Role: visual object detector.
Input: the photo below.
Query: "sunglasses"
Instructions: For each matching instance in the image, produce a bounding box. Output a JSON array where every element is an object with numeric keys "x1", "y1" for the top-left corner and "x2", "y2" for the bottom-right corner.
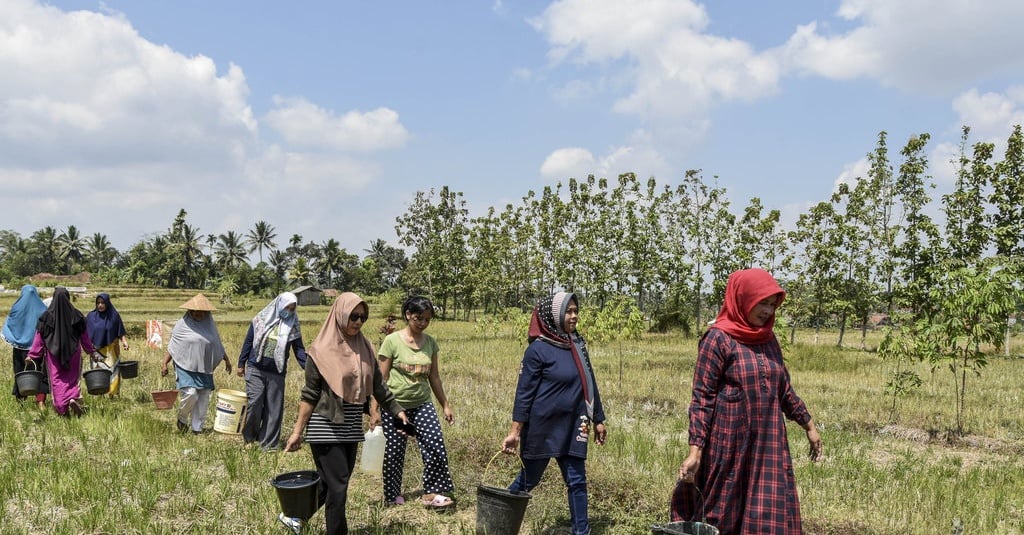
[{"x1": 349, "y1": 313, "x2": 368, "y2": 323}]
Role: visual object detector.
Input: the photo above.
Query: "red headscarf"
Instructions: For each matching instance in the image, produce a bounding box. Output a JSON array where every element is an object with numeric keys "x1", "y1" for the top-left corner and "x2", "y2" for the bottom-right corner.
[{"x1": 712, "y1": 268, "x2": 785, "y2": 344}]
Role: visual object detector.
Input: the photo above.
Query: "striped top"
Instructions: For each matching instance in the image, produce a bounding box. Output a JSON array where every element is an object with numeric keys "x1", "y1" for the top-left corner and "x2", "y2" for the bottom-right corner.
[{"x1": 305, "y1": 402, "x2": 365, "y2": 444}]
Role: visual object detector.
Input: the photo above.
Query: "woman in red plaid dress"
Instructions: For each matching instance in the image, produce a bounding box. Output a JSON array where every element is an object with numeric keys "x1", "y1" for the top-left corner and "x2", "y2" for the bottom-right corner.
[{"x1": 673, "y1": 268, "x2": 822, "y2": 534}]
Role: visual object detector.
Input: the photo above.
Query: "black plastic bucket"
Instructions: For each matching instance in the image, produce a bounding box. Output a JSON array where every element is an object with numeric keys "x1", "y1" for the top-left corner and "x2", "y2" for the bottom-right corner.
[
  {"x1": 118, "y1": 360, "x2": 139, "y2": 379},
  {"x1": 475, "y1": 485, "x2": 531, "y2": 535},
  {"x1": 83, "y1": 368, "x2": 111, "y2": 395},
  {"x1": 15, "y1": 359, "x2": 44, "y2": 396},
  {"x1": 15, "y1": 369, "x2": 44, "y2": 396},
  {"x1": 271, "y1": 470, "x2": 321, "y2": 521},
  {"x1": 651, "y1": 521, "x2": 720, "y2": 535}
]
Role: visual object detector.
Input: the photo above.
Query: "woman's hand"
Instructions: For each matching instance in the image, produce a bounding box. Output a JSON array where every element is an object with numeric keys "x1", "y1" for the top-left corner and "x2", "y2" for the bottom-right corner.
[
  {"x1": 223, "y1": 359, "x2": 232, "y2": 374},
  {"x1": 678, "y1": 446, "x2": 702, "y2": 482},
  {"x1": 442, "y1": 403, "x2": 454, "y2": 424},
  {"x1": 501, "y1": 433, "x2": 520, "y2": 455},
  {"x1": 160, "y1": 363, "x2": 169, "y2": 377},
  {"x1": 236, "y1": 365, "x2": 245, "y2": 378},
  {"x1": 90, "y1": 352, "x2": 103, "y2": 363},
  {"x1": 807, "y1": 426, "x2": 823, "y2": 461},
  {"x1": 284, "y1": 432, "x2": 303, "y2": 452},
  {"x1": 593, "y1": 422, "x2": 607, "y2": 445}
]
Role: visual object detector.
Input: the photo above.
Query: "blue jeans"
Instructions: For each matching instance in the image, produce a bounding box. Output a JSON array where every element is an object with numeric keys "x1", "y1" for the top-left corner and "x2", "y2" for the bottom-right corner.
[{"x1": 509, "y1": 455, "x2": 589, "y2": 535}]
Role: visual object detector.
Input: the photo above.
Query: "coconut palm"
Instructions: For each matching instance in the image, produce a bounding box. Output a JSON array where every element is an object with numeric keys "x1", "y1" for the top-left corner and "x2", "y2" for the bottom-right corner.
[
  {"x1": 247, "y1": 220, "x2": 278, "y2": 263},
  {"x1": 85, "y1": 233, "x2": 117, "y2": 272},
  {"x1": 214, "y1": 231, "x2": 250, "y2": 273},
  {"x1": 58, "y1": 225, "x2": 86, "y2": 273}
]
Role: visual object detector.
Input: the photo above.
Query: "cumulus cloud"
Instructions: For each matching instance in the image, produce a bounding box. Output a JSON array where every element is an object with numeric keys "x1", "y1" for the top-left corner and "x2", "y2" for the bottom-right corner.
[
  {"x1": 0, "y1": 0, "x2": 408, "y2": 250},
  {"x1": 540, "y1": 131, "x2": 671, "y2": 182},
  {"x1": 540, "y1": 147, "x2": 595, "y2": 179},
  {"x1": 834, "y1": 157, "x2": 870, "y2": 188},
  {"x1": 531, "y1": 0, "x2": 780, "y2": 121},
  {"x1": 264, "y1": 96, "x2": 409, "y2": 152},
  {"x1": 778, "y1": 0, "x2": 1024, "y2": 91}
]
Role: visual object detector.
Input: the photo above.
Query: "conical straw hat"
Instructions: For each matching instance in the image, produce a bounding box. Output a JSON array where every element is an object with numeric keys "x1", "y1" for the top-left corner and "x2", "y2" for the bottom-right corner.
[{"x1": 179, "y1": 293, "x2": 217, "y2": 311}]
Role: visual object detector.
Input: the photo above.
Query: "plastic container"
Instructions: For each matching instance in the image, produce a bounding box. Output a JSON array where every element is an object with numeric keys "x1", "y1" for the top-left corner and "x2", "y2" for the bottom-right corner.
[
  {"x1": 360, "y1": 426, "x2": 386, "y2": 475},
  {"x1": 271, "y1": 470, "x2": 321, "y2": 521},
  {"x1": 213, "y1": 389, "x2": 248, "y2": 434}
]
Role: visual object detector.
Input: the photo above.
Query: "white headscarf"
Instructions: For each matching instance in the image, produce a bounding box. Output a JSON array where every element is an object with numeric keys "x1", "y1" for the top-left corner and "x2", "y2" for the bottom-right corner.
[
  {"x1": 168, "y1": 311, "x2": 226, "y2": 374},
  {"x1": 252, "y1": 292, "x2": 301, "y2": 372}
]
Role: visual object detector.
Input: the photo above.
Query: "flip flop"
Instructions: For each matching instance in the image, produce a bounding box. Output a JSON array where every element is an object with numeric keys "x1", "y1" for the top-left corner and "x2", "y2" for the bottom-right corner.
[{"x1": 422, "y1": 494, "x2": 453, "y2": 508}]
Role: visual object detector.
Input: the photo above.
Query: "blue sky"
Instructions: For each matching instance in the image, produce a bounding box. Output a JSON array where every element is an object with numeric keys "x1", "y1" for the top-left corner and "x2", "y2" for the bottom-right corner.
[{"x1": 4, "y1": 0, "x2": 1024, "y2": 257}]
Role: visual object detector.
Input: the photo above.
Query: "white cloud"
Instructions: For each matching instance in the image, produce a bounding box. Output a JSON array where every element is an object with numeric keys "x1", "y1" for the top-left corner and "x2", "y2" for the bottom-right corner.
[
  {"x1": 778, "y1": 0, "x2": 1024, "y2": 91},
  {"x1": 264, "y1": 97, "x2": 409, "y2": 153},
  {"x1": 532, "y1": 0, "x2": 781, "y2": 122},
  {"x1": 0, "y1": 0, "x2": 256, "y2": 173},
  {"x1": 540, "y1": 147, "x2": 595, "y2": 179},
  {"x1": 951, "y1": 88, "x2": 1024, "y2": 143},
  {"x1": 834, "y1": 157, "x2": 870, "y2": 188},
  {"x1": 539, "y1": 130, "x2": 671, "y2": 182},
  {"x1": 0, "y1": 0, "x2": 409, "y2": 251}
]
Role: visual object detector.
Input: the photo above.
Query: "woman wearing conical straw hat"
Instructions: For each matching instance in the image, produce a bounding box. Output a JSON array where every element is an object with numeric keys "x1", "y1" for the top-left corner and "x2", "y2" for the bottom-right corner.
[{"x1": 161, "y1": 293, "x2": 232, "y2": 434}]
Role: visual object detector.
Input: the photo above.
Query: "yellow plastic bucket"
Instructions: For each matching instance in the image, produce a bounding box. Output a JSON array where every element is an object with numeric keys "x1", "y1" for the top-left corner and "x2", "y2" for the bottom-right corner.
[{"x1": 214, "y1": 389, "x2": 248, "y2": 435}]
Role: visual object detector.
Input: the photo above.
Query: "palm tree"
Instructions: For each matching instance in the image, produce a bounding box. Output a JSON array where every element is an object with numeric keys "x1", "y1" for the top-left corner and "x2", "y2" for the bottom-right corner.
[
  {"x1": 58, "y1": 225, "x2": 85, "y2": 273},
  {"x1": 318, "y1": 239, "x2": 344, "y2": 288},
  {"x1": 214, "y1": 231, "x2": 249, "y2": 272},
  {"x1": 85, "y1": 233, "x2": 117, "y2": 272},
  {"x1": 29, "y1": 226, "x2": 60, "y2": 274},
  {"x1": 247, "y1": 220, "x2": 278, "y2": 263}
]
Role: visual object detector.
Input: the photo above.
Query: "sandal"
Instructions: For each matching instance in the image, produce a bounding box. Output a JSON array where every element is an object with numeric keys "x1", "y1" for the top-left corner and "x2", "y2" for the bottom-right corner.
[
  {"x1": 421, "y1": 494, "x2": 453, "y2": 508},
  {"x1": 68, "y1": 398, "x2": 87, "y2": 417},
  {"x1": 385, "y1": 496, "x2": 405, "y2": 507}
]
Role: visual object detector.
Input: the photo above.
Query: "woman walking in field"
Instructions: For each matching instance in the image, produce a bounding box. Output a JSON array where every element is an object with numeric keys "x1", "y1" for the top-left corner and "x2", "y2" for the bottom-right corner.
[
  {"x1": 2, "y1": 284, "x2": 49, "y2": 410},
  {"x1": 161, "y1": 293, "x2": 231, "y2": 433},
  {"x1": 283, "y1": 292, "x2": 410, "y2": 535},
  {"x1": 674, "y1": 268, "x2": 822, "y2": 534},
  {"x1": 501, "y1": 291, "x2": 607, "y2": 535},
  {"x1": 376, "y1": 295, "x2": 455, "y2": 508},
  {"x1": 237, "y1": 291, "x2": 307, "y2": 450},
  {"x1": 85, "y1": 293, "x2": 130, "y2": 397},
  {"x1": 28, "y1": 287, "x2": 102, "y2": 417}
]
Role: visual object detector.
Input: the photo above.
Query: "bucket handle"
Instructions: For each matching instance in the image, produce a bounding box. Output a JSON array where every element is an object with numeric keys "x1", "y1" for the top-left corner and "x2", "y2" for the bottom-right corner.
[
  {"x1": 24, "y1": 358, "x2": 40, "y2": 372},
  {"x1": 481, "y1": 450, "x2": 525, "y2": 488},
  {"x1": 676, "y1": 480, "x2": 711, "y2": 526}
]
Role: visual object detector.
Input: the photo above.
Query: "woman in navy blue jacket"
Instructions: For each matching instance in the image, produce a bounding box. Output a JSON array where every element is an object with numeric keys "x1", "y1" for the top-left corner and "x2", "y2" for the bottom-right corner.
[
  {"x1": 237, "y1": 292, "x2": 307, "y2": 450},
  {"x1": 501, "y1": 292, "x2": 607, "y2": 535}
]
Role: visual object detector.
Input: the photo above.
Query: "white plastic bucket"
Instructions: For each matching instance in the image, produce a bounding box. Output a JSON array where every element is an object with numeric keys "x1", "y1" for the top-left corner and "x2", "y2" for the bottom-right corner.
[
  {"x1": 214, "y1": 389, "x2": 248, "y2": 435},
  {"x1": 360, "y1": 426, "x2": 385, "y2": 475}
]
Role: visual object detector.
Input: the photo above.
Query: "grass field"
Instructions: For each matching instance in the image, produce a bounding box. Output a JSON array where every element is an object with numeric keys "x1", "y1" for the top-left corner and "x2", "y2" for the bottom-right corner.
[{"x1": 0, "y1": 288, "x2": 1022, "y2": 534}]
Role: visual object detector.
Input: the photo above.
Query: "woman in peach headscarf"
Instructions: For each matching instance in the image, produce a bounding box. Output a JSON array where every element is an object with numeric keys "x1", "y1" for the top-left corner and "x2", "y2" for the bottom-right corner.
[
  {"x1": 674, "y1": 268, "x2": 822, "y2": 534},
  {"x1": 283, "y1": 292, "x2": 409, "y2": 535}
]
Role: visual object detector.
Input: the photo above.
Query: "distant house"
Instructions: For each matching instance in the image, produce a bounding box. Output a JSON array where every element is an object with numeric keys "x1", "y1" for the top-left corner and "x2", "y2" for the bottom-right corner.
[{"x1": 291, "y1": 285, "x2": 323, "y2": 306}]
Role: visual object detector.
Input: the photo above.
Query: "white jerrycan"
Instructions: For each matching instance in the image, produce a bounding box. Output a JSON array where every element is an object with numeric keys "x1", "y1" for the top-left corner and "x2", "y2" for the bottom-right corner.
[{"x1": 360, "y1": 426, "x2": 386, "y2": 475}]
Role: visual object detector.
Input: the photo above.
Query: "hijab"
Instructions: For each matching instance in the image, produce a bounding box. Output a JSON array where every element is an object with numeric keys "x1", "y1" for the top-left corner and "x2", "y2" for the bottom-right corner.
[
  {"x1": 252, "y1": 292, "x2": 302, "y2": 373},
  {"x1": 307, "y1": 292, "x2": 376, "y2": 404},
  {"x1": 2, "y1": 285, "x2": 47, "y2": 349},
  {"x1": 37, "y1": 287, "x2": 87, "y2": 365},
  {"x1": 86, "y1": 293, "x2": 127, "y2": 349},
  {"x1": 528, "y1": 291, "x2": 596, "y2": 419},
  {"x1": 712, "y1": 268, "x2": 786, "y2": 345},
  {"x1": 168, "y1": 309, "x2": 226, "y2": 374}
]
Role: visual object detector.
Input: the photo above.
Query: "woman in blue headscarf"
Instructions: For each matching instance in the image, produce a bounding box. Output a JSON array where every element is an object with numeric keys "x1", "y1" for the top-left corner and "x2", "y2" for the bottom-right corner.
[
  {"x1": 86, "y1": 293, "x2": 130, "y2": 396},
  {"x1": 2, "y1": 285, "x2": 49, "y2": 409}
]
